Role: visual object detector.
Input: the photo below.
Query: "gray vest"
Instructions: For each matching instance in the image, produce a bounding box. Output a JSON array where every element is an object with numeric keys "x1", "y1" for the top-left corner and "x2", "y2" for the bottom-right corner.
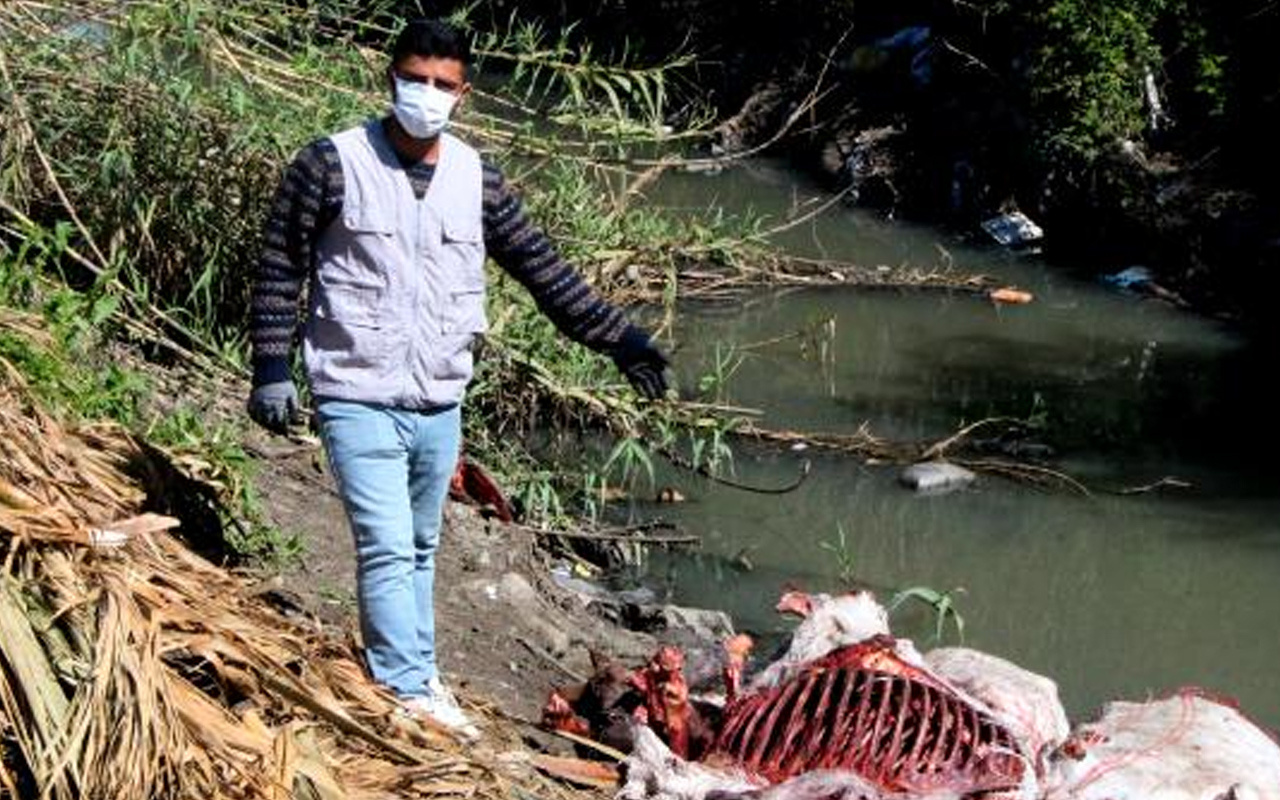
[{"x1": 304, "y1": 121, "x2": 486, "y2": 409}]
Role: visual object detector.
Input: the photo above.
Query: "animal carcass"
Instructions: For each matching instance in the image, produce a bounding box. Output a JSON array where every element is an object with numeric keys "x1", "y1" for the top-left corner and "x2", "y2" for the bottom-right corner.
[
  {"x1": 545, "y1": 590, "x2": 1040, "y2": 798},
  {"x1": 707, "y1": 636, "x2": 1027, "y2": 795}
]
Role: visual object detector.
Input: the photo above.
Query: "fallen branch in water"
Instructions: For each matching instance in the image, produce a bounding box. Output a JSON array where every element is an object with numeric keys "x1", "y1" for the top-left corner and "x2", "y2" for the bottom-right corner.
[
  {"x1": 509, "y1": 522, "x2": 699, "y2": 546},
  {"x1": 736, "y1": 420, "x2": 900, "y2": 461},
  {"x1": 950, "y1": 458, "x2": 1091, "y2": 496},
  {"x1": 921, "y1": 416, "x2": 1026, "y2": 461},
  {"x1": 661, "y1": 257, "x2": 994, "y2": 304},
  {"x1": 656, "y1": 444, "x2": 813, "y2": 495},
  {"x1": 736, "y1": 419, "x2": 1093, "y2": 494},
  {"x1": 1112, "y1": 476, "x2": 1193, "y2": 495}
]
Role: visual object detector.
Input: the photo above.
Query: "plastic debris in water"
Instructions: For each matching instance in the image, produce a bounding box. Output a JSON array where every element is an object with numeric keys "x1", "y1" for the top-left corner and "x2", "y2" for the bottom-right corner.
[
  {"x1": 899, "y1": 461, "x2": 977, "y2": 494},
  {"x1": 1100, "y1": 266, "x2": 1152, "y2": 290},
  {"x1": 990, "y1": 287, "x2": 1035, "y2": 304},
  {"x1": 981, "y1": 211, "x2": 1044, "y2": 246}
]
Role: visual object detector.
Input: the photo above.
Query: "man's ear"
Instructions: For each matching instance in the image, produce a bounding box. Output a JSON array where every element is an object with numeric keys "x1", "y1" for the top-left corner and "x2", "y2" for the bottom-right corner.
[{"x1": 454, "y1": 81, "x2": 473, "y2": 110}]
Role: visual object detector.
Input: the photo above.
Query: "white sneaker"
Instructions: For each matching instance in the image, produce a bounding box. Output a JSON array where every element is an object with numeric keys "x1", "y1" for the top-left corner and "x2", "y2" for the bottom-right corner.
[{"x1": 399, "y1": 677, "x2": 480, "y2": 741}]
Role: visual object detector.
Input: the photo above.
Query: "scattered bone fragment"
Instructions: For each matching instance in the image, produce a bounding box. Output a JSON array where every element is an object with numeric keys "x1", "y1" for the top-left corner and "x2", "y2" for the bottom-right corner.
[
  {"x1": 566, "y1": 590, "x2": 1279, "y2": 800},
  {"x1": 542, "y1": 689, "x2": 592, "y2": 738},
  {"x1": 722, "y1": 634, "x2": 754, "y2": 703},
  {"x1": 631, "y1": 646, "x2": 696, "y2": 758},
  {"x1": 621, "y1": 726, "x2": 761, "y2": 800}
]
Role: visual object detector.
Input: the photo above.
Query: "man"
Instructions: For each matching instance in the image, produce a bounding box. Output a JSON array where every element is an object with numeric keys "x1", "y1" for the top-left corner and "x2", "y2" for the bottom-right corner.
[{"x1": 247, "y1": 19, "x2": 669, "y2": 738}]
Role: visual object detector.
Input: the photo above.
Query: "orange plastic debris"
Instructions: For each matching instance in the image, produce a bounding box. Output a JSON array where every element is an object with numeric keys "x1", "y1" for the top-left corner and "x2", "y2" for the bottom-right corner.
[{"x1": 990, "y1": 287, "x2": 1034, "y2": 304}]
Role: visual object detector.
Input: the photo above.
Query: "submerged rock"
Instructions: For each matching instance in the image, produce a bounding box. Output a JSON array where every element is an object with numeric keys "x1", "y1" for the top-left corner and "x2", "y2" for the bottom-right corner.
[{"x1": 898, "y1": 462, "x2": 976, "y2": 494}]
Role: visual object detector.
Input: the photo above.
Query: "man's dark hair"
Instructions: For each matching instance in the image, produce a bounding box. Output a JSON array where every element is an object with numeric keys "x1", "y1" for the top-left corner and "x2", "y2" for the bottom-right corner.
[{"x1": 391, "y1": 18, "x2": 472, "y2": 67}]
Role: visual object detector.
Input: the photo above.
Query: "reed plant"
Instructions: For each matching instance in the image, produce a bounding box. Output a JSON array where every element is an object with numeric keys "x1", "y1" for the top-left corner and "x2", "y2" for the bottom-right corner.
[
  {"x1": 0, "y1": 0, "x2": 777, "y2": 530},
  {"x1": 2, "y1": 0, "x2": 1011, "y2": 531}
]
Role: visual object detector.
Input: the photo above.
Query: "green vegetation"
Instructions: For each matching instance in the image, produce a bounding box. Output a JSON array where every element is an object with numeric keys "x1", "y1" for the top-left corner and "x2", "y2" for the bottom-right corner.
[
  {"x1": 494, "y1": 0, "x2": 1280, "y2": 319},
  {"x1": 960, "y1": 0, "x2": 1232, "y2": 165},
  {"x1": 8, "y1": 0, "x2": 1228, "y2": 559},
  {"x1": 813, "y1": 524, "x2": 966, "y2": 644},
  {"x1": 146, "y1": 407, "x2": 300, "y2": 564},
  {"x1": 0, "y1": 242, "x2": 298, "y2": 565},
  {"x1": 495, "y1": 0, "x2": 1254, "y2": 169},
  {"x1": 0, "y1": 0, "x2": 785, "y2": 550},
  {"x1": 818, "y1": 523, "x2": 858, "y2": 587},
  {"x1": 890, "y1": 586, "x2": 967, "y2": 645}
]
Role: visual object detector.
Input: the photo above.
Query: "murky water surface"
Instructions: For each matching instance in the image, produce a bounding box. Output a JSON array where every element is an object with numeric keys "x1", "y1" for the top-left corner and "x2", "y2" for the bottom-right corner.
[{"x1": 626, "y1": 160, "x2": 1280, "y2": 728}]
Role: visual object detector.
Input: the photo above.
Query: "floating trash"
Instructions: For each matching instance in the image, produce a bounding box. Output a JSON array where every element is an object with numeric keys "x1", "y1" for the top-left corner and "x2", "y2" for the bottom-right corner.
[
  {"x1": 899, "y1": 461, "x2": 977, "y2": 494},
  {"x1": 1100, "y1": 266, "x2": 1153, "y2": 290},
  {"x1": 990, "y1": 286, "x2": 1035, "y2": 304},
  {"x1": 982, "y1": 211, "x2": 1045, "y2": 246}
]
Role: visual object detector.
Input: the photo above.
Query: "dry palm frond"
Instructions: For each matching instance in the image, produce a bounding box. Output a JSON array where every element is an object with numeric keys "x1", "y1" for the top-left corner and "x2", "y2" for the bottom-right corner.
[{"x1": 0, "y1": 355, "x2": 600, "y2": 800}]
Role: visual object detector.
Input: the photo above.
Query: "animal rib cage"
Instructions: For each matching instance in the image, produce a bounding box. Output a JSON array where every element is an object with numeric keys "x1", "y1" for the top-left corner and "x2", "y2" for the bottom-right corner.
[{"x1": 710, "y1": 637, "x2": 1025, "y2": 794}]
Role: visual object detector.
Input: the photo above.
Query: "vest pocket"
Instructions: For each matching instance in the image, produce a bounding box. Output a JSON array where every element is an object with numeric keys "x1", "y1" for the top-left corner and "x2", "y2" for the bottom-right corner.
[
  {"x1": 440, "y1": 219, "x2": 486, "y2": 335},
  {"x1": 345, "y1": 208, "x2": 395, "y2": 235},
  {"x1": 316, "y1": 282, "x2": 382, "y2": 325},
  {"x1": 441, "y1": 258, "x2": 488, "y2": 335},
  {"x1": 309, "y1": 286, "x2": 387, "y2": 374},
  {"x1": 439, "y1": 276, "x2": 485, "y2": 382},
  {"x1": 441, "y1": 218, "x2": 482, "y2": 246},
  {"x1": 443, "y1": 290, "x2": 487, "y2": 336}
]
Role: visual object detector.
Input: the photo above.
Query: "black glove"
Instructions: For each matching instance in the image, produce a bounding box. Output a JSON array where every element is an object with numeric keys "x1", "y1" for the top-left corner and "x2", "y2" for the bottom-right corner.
[
  {"x1": 609, "y1": 325, "x2": 670, "y2": 400},
  {"x1": 247, "y1": 380, "x2": 301, "y2": 434}
]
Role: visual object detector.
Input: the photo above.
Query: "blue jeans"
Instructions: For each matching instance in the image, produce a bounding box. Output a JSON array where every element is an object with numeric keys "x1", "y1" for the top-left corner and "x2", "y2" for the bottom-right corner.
[{"x1": 316, "y1": 400, "x2": 461, "y2": 698}]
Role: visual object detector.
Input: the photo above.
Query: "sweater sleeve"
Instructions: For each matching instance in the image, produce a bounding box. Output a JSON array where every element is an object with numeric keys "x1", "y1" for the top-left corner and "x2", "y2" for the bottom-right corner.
[
  {"x1": 248, "y1": 138, "x2": 344, "y2": 386},
  {"x1": 481, "y1": 161, "x2": 634, "y2": 352}
]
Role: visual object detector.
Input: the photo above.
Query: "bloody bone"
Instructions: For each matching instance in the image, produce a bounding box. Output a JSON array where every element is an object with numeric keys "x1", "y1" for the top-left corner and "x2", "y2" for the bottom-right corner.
[
  {"x1": 631, "y1": 645, "x2": 693, "y2": 758},
  {"x1": 709, "y1": 636, "x2": 1026, "y2": 794},
  {"x1": 542, "y1": 689, "x2": 592, "y2": 739},
  {"x1": 449, "y1": 456, "x2": 514, "y2": 522},
  {"x1": 541, "y1": 652, "x2": 641, "y2": 753},
  {"x1": 723, "y1": 634, "x2": 754, "y2": 703},
  {"x1": 775, "y1": 589, "x2": 814, "y2": 618}
]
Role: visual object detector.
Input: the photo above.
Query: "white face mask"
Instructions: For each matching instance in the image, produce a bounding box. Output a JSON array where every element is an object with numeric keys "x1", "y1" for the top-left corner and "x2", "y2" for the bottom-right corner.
[{"x1": 392, "y1": 76, "x2": 457, "y2": 140}]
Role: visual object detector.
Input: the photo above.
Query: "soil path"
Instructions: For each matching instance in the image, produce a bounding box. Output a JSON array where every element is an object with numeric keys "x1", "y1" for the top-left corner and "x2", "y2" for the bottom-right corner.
[{"x1": 248, "y1": 435, "x2": 665, "y2": 724}]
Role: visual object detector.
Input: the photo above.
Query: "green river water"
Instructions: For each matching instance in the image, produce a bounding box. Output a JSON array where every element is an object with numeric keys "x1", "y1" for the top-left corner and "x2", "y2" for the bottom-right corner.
[{"x1": 620, "y1": 159, "x2": 1280, "y2": 730}]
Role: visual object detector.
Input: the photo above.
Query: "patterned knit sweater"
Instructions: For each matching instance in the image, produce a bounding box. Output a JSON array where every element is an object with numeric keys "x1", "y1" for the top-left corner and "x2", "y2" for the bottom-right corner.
[{"x1": 249, "y1": 122, "x2": 635, "y2": 386}]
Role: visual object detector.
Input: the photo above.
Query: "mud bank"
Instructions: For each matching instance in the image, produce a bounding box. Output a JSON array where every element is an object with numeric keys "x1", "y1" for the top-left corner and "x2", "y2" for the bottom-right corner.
[{"x1": 253, "y1": 436, "x2": 731, "y2": 723}]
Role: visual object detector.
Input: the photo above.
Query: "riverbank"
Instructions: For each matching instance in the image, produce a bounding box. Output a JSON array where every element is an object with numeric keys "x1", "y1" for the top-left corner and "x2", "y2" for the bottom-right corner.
[
  {"x1": 251, "y1": 428, "x2": 698, "y2": 725},
  {"x1": 6, "y1": 319, "x2": 1280, "y2": 798}
]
